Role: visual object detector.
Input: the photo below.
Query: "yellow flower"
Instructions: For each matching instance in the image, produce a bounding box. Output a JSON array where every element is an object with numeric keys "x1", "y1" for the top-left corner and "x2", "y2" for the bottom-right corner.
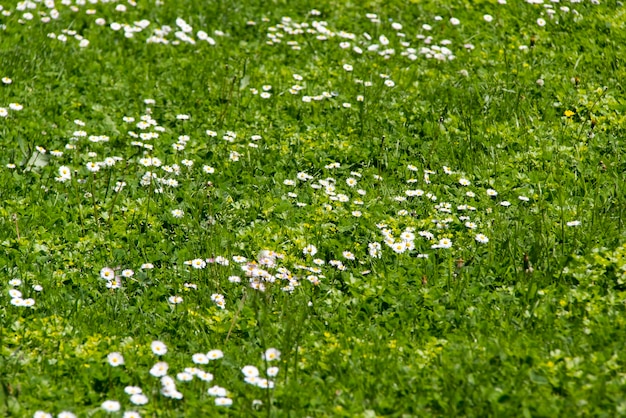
[{"x1": 564, "y1": 110, "x2": 575, "y2": 117}]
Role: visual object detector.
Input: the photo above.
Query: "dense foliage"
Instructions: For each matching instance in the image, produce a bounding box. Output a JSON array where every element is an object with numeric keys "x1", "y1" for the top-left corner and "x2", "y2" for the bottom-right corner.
[{"x1": 1, "y1": 0, "x2": 625, "y2": 416}]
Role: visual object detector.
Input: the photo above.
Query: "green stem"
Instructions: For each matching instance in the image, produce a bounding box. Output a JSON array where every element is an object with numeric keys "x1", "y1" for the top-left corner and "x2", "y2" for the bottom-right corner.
[{"x1": 91, "y1": 172, "x2": 100, "y2": 230}]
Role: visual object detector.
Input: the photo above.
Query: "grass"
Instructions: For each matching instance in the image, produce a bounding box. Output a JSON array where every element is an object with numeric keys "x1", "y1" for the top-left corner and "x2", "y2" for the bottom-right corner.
[{"x1": 1, "y1": 0, "x2": 626, "y2": 416}]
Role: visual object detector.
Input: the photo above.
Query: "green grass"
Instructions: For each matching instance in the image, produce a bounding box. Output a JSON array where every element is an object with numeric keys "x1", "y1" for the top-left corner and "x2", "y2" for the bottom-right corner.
[{"x1": 2, "y1": 0, "x2": 626, "y2": 416}]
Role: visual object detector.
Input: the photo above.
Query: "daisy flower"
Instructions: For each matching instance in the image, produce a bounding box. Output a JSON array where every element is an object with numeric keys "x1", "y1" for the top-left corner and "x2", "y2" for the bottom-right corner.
[
  {"x1": 207, "y1": 349, "x2": 224, "y2": 360},
  {"x1": 192, "y1": 353, "x2": 209, "y2": 364},
  {"x1": 208, "y1": 386, "x2": 227, "y2": 397},
  {"x1": 436, "y1": 238, "x2": 453, "y2": 249},
  {"x1": 242, "y1": 365, "x2": 259, "y2": 377},
  {"x1": 86, "y1": 162, "x2": 100, "y2": 172},
  {"x1": 149, "y1": 362, "x2": 169, "y2": 377},
  {"x1": 101, "y1": 400, "x2": 121, "y2": 412},
  {"x1": 197, "y1": 371, "x2": 214, "y2": 382},
  {"x1": 191, "y1": 258, "x2": 206, "y2": 269},
  {"x1": 177, "y1": 372, "x2": 194, "y2": 382},
  {"x1": 107, "y1": 352, "x2": 125, "y2": 367},
  {"x1": 303, "y1": 244, "x2": 317, "y2": 257},
  {"x1": 124, "y1": 386, "x2": 143, "y2": 395},
  {"x1": 342, "y1": 251, "x2": 355, "y2": 260},
  {"x1": 100, "y1": 267, "x2": 115, "y2": 281},
  {"x1": 151, "y1": 341, "x2": 168, "y2": 356},
  {"x1": 168, "y1": 295, "x2": 183, "y2": 304},
  {"x1": 263, "y1": 348, "x2": 281, "y2": 361},
  {"x1": 475, "y1": 234, "x2": 489, "y2": 244}
]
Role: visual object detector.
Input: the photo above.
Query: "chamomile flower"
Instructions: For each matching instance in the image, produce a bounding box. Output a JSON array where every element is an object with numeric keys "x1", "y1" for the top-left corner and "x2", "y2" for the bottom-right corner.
[{"x1": 171, "y1": 209, "x2": 184, "y2": 218}]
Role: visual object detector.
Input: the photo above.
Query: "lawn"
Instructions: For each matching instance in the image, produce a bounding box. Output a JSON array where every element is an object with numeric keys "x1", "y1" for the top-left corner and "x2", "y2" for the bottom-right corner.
[{"x1": 2, "y1": 0, "x2": 626, "y2": 416}]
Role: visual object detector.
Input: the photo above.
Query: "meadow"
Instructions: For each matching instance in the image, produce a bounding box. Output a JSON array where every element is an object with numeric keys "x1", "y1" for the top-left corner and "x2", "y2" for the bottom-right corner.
[{"x1": 1, "y1": 0, "x2": 626, "y2": 416}]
